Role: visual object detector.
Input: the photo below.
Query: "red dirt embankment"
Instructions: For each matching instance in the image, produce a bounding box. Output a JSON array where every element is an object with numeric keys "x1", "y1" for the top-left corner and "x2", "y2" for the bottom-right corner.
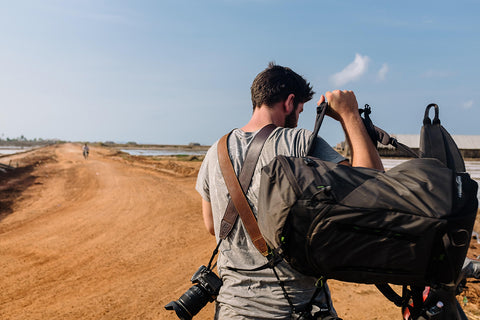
[{"x1": 0, "y1": 144, "x2": 479, "y2": 320}]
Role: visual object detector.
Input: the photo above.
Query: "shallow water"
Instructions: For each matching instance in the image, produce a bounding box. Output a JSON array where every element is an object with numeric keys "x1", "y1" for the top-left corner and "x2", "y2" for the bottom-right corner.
[
  {"x1": 120, "y1": 149, "x2": 207, "y2": 156},
  {"x1": 0, "y1": 146, "x2": 34, "y2": 155}
]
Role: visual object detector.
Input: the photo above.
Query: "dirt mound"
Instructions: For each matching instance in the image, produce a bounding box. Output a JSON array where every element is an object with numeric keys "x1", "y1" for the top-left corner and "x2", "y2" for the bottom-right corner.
[{"x1": 0, "y1": 146, "x2": 58, "y2": 218}]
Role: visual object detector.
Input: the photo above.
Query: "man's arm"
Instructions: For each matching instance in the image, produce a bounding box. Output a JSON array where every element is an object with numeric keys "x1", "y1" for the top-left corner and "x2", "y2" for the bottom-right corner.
[
  {"x1": 322, "y1": 90, "x2": 384, "y2": 171},
  {"x1": 202, "y1": 199, "x2": 215, "y2": 235}
]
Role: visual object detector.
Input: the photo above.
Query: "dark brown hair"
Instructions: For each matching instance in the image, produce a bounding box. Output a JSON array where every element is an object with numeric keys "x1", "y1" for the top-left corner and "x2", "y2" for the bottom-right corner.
[{"x1": 250, "y1": 62, "x2": 315, "y2": 110}]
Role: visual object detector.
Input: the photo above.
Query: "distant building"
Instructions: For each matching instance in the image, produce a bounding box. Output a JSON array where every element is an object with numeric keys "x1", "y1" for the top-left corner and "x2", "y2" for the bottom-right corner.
[{"x1": 336, "y1": 135, "x2": 480, "y2": 158}]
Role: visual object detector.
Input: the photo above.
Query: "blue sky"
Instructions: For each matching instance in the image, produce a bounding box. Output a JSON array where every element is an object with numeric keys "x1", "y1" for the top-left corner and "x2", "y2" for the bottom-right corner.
[{"x1": 0, "y1": 0, "x2": 478, "y2": 146}]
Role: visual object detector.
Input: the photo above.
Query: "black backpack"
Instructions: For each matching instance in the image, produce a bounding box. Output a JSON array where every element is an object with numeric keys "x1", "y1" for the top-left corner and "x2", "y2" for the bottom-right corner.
[{"x1": 258, "y1": 103, "x2": 478, "y2": 287}]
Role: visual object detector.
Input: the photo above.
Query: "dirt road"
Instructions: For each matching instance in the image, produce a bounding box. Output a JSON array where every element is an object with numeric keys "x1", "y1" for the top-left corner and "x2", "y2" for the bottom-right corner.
[{"x1": 0, "y1": 144, "x2": 478, "y2": 319}]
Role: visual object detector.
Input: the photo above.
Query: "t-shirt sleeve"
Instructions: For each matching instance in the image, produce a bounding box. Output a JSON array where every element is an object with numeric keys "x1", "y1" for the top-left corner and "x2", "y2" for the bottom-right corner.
[
  {"x1": 310, "y1": 136, "x2": 346, "y2": 164},
  {"x1": 195, "y1": 146, "x2": 215, "y2": 202}
]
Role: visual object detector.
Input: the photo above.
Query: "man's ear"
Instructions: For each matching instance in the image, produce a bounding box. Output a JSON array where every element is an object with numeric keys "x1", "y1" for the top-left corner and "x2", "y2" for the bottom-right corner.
[{"x1": 284, "y1": 94, "x2": 295, "y2": 114}]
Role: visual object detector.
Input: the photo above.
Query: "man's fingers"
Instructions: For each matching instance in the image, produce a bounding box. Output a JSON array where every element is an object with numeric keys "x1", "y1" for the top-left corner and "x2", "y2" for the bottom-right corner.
[{"x1": 316, "y1": 95, "x2": 325, "y2": 106}]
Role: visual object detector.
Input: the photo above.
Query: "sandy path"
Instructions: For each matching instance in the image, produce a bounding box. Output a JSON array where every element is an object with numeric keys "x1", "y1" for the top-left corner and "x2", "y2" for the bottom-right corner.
[
  {"x1": 0, "y1": 144, "x2": 478, "y2": 320},
  {"x1": 0, "y1": 144, "x2": 213, "y2": 319}
]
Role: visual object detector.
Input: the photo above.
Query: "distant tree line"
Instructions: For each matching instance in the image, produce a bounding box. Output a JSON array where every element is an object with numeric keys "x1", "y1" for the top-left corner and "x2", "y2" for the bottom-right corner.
[{"x1": 0, "y1": 135, "x2": 62, "y2": 146}]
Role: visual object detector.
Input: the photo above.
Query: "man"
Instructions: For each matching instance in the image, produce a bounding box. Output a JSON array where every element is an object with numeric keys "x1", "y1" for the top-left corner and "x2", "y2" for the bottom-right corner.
[
  {"x1": 83, "y1": 143, "x2": 89, "y2": 160},
  {"x1": 196, "y1": 63, "x2": 384, "y2": 319}
]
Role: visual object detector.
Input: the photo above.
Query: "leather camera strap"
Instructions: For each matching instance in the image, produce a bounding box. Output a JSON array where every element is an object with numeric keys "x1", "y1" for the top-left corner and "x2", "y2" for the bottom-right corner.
[{"x1": 217, "y1": 124, "x2": 276, "y2": 256}]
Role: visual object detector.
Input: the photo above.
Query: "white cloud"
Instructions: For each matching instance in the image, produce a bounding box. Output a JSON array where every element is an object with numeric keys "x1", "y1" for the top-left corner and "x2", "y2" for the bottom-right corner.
[
  {"x1": 377, "y1": 63, "x2": 389, "y2": 81},
  {"x1": 330, "y1": 53, "x2": 370, "y2": 86},
  {"x1": 462, "y1": 100, "x2": 474, "y2": 109}
]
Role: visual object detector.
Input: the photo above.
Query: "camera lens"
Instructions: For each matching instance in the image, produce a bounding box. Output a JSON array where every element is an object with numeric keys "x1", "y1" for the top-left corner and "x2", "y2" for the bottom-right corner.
[{"x1": 165, "y1": 285, "x2": 211, "y2": 320}]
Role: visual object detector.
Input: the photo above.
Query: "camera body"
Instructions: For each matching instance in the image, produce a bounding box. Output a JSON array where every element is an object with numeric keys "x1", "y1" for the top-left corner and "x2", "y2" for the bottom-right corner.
[
  {"x1": 190, "y1": 265, "x2": 223, "y2": 301},
  {"x1": 165, "y1": 265, "x2": 222, "y2": 320}
]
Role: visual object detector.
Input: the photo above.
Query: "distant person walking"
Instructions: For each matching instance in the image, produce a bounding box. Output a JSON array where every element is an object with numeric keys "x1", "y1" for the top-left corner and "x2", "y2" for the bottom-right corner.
[{"x1": 83, "y1": 144, "x2": 89, "y2": 160}]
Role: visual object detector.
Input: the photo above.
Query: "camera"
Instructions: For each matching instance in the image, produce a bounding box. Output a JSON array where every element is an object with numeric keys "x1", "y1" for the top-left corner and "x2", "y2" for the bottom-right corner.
[{"x1": 165, "y1": 265, "x2": 222, "y2": 320}]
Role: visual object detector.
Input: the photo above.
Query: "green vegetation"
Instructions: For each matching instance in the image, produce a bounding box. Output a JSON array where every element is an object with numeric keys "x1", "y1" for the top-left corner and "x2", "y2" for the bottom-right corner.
[{"x1": 0, "y1": 135, "x2": 63, "y2": 146}]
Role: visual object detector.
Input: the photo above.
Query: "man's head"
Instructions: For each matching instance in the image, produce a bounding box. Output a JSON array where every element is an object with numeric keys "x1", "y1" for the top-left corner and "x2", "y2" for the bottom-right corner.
[{"x1": 250, "y1": 62, "x2": 314, "y2": 127}]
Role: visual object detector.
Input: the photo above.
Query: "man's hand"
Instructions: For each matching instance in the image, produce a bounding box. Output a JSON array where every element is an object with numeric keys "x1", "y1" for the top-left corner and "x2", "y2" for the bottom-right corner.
[
  {"x1": 317, "y1": 90, "x2": 359, "y2": 122},
  {"x1": 317, "y1": 90, "x2": 384, "y2": 171}
]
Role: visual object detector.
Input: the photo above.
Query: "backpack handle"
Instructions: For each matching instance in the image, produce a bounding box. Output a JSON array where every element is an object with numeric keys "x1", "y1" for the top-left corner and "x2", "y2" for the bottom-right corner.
[
  {"x1": 423, "y1": 103, "x2": 440, "y2": 125},
  {"x1": 307, "y1": 101, "x2": 418, "y2": 158},
  {"x1": 306, "y1": 102, "x2": 376, "y2": 156},
  {"x1": 306, "y1": 102, "x2": 328, "y2": 156}
]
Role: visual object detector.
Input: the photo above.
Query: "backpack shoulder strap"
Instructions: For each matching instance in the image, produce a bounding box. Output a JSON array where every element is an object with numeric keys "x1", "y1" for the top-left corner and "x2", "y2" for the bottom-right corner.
[{"x1": 217, "y1": 124, "x2": 276, "y2": 256}]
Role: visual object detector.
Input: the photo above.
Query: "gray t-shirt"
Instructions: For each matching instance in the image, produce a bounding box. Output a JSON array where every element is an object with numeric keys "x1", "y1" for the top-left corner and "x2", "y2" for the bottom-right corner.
[{"x1": 196, "y1": 127, "x2": 345, "y2": 319}]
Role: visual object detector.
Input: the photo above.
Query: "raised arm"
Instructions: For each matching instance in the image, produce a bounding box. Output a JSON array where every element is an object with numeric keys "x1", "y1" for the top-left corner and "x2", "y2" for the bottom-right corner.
[{"x1": 321, "y1": 90, "x2": 384, "y2": 170}]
